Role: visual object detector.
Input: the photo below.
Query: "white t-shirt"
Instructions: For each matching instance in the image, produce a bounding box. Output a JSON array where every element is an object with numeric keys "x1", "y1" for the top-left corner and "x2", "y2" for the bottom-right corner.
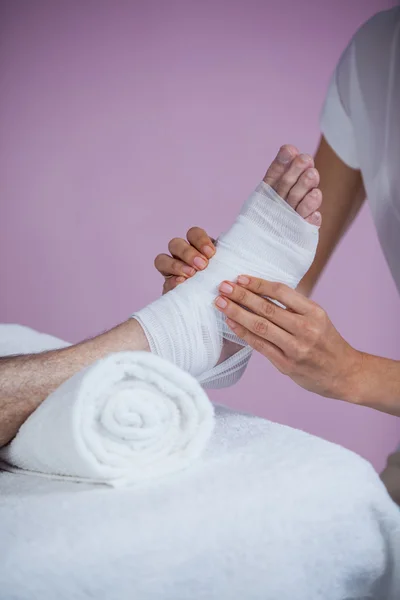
[{"x1": 320, "y1": 7, "x2": 400, "y2": 293}]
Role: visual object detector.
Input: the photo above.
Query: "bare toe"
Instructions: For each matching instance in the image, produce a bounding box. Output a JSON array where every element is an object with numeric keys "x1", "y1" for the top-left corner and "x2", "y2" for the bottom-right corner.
[
  {"x1": 295, "y1": 188, "x2": 322, "y2": 219},
  {"x1": 285, "y1": 167, "x2": 320, "y2": 210},
  {"x1": 262, "y1": 147, "x2": 322, "y2": 224},
  {"x1": 274, "y1": 154, "x2": 314, "y2": 200},
  {"x1": 263, "y1": 144, "x2": 299, "y2": 188},
  {"x1": 305, "y1": 211, "x2": 322, "y2": 227}
]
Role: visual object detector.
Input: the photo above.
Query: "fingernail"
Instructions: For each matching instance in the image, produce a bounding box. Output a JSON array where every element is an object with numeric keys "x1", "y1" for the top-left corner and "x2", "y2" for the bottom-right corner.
[
  {"x1": 202, "y1": 245, "x2": 214, "y2": 258},
  {"x1": 277, "y1": 146, "x2": 293, "y2": 164},
  {"x1": 215, "y1": 297, "x2": 228, "y2": 309},
  {"x1": 299, "y1": 153, "x2": 311, "y2": 165},
  {"x1": 182, "y1": 265, "x2": 195, "y2": 276},
  {"x1": 306, "y1": 168, "x2": 317, "y2": 180},
  {"x1": 226, "y1": 318, "x2": 237, "y2": 329},
  {"x1": 237, "y1": 275, "x2": 250, "y2": 285},
  {"x1": 219, "y1": 282, "x2": 233, "y2": 295},
  {"x1": 176, "y1": 277, "x2": 185, "y2": 284},
  {"x1": 193, "y1": 257, "x2": 207, "y2": 270}
]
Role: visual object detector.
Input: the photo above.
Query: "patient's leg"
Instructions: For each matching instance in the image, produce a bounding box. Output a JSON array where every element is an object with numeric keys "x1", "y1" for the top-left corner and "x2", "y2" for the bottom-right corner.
[{"x1": 0, "y1": 320, "x2": 149, "y2": 446}]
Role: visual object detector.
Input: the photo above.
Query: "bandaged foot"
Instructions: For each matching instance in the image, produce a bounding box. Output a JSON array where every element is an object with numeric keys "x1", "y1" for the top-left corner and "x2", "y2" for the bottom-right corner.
[{"x1": 133, "y1": 159, "x2": 319, "y2": 388}]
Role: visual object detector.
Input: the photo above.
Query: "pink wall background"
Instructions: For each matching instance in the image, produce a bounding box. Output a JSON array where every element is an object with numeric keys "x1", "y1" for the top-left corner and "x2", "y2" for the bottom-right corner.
[{"x1": 1, "y1": 0, "x2": 399, "y2": 471}]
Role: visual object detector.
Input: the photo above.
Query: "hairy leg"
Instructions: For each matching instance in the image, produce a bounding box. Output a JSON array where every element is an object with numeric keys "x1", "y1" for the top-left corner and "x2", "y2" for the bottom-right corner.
[{"x1": 0, "y1": 319, "x2": 149, "y2": 447}]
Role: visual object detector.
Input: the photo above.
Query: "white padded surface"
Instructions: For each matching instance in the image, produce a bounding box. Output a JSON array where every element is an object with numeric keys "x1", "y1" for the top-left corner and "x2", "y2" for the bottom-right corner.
[{"x1": 1, "y1": 404, "x2": 399, "y2": 600}]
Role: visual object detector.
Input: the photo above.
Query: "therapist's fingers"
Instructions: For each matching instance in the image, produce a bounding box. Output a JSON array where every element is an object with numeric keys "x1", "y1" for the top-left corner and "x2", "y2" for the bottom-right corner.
[
  {"x1": 224, "y1": 317, "x2": 287, "y2": 370},
  {"x1": 214, "y1": 295, "x2": 293, "y2": 351},
  {"x1": 236, "y1": 277, "x2": 312, "y2": 314},
  {"x1": 218, "y1": 281, "x2": 298, "y2": 334},
  {"x1": 214, "y1": 297, "x2": 288, "y2": 371}
]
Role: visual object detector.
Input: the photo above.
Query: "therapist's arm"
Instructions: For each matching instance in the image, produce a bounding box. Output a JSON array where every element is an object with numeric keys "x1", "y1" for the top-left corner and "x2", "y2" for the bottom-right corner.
[
  {"x1": 0, "y1": 319, "x2": 149, "y2": 447},
  {"x1": 216, "y1": 276, "x2": 400, "y2": 416},
  {"x1": 296, "y1": 139, "x2": 400, "y2": 415},
  {"x1": 297, "y1": 135, "x2": 366, "y2": 296}
]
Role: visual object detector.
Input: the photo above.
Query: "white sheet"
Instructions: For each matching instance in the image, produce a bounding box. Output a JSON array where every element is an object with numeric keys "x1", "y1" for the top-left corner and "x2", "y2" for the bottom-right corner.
[{"x1": 1, "y1": 325, "x2": 400, "y2": 599}]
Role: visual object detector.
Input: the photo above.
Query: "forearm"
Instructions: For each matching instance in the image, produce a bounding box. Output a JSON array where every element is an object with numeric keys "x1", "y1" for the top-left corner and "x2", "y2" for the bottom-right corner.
[
  {"x1": 297, "y1": 136, "x2": 365, "y2": 298},
  {"x1": 0, "y1": 319, "x2": 148, "y2": 446},
  {"x1": 345, "y1": 353, "x2": 400, "y2": 416}
]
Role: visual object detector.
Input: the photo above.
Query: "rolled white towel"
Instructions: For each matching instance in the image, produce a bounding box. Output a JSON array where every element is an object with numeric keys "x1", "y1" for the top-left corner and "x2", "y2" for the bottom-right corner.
[{"x1": 0, "y1": 350, "x2": 215, "y2": 486}]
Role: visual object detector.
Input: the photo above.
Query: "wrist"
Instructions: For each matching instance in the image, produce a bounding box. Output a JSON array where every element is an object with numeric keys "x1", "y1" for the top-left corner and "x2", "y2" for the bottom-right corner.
[
  {"x1": 341, "y1": 351, "x2": 400, "y2": 416},
  {"x1": 338, "y1": 348, "x2": 368, "y2": 405}
]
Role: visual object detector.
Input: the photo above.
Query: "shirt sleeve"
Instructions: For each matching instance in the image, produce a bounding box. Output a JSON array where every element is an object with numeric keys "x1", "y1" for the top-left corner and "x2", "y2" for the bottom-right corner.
[{"x1": 320, "y1": 42, "x2": 360, "y2": 169}]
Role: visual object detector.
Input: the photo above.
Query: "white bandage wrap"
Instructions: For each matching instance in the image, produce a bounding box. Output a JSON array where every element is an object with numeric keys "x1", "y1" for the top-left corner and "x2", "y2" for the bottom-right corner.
[{"x1": 133, "y1": 183, "x2": 319, "y2": 388}]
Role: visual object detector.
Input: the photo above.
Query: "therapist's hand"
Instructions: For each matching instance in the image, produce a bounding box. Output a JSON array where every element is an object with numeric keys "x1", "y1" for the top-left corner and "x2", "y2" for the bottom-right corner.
[{"x1": 215, "y1": 276, "x2": 364, "y2": 401}]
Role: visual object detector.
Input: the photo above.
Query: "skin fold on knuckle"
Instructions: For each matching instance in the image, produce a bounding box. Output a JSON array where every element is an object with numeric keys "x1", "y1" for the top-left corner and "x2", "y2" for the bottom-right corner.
[
  {"x1": 253, "y1": 337, "x2": 267, "y2": 355},
  {"x1": 225, "y1": 303, "x2": 240, "y2": 321},
  {"x1": 234, "y1": 324, "x2": 247, "y2": 340},
  {"x1": 234, "y1": 287, "x2": 247, "y2": 304},
  {"x1": 252, "y1": 278, "x2": 264, "y2": 294},
  {"x1": 260, "y1": 299, "x2": 275, "y2": 319},
  {"x1": 270, "y1": 282, "x2": 284, "y2": 298},
  {"x1": 311, "y1": 303, "x2": 326, "y2": 324},
  {"x1": 293, "y1": 342, "x2": 310, "y2": 364},
  {"x1": 287, "y1": 339, "x2": 301, "y2": 361},
  {"x1": 227, "y1": 319, "x2": 246, "y2": 340},
  {"x1": 304, "y1": 320, "x2": 320, "y2": 344},
  {"x1": 253, "y1": 318, "x2": 268, "y2": 337}
]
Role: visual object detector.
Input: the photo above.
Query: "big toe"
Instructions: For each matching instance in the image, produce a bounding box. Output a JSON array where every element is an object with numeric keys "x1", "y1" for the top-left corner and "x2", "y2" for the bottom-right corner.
[{"x1": 263, "y1": 144, "x2": 299, "y2": 188}]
